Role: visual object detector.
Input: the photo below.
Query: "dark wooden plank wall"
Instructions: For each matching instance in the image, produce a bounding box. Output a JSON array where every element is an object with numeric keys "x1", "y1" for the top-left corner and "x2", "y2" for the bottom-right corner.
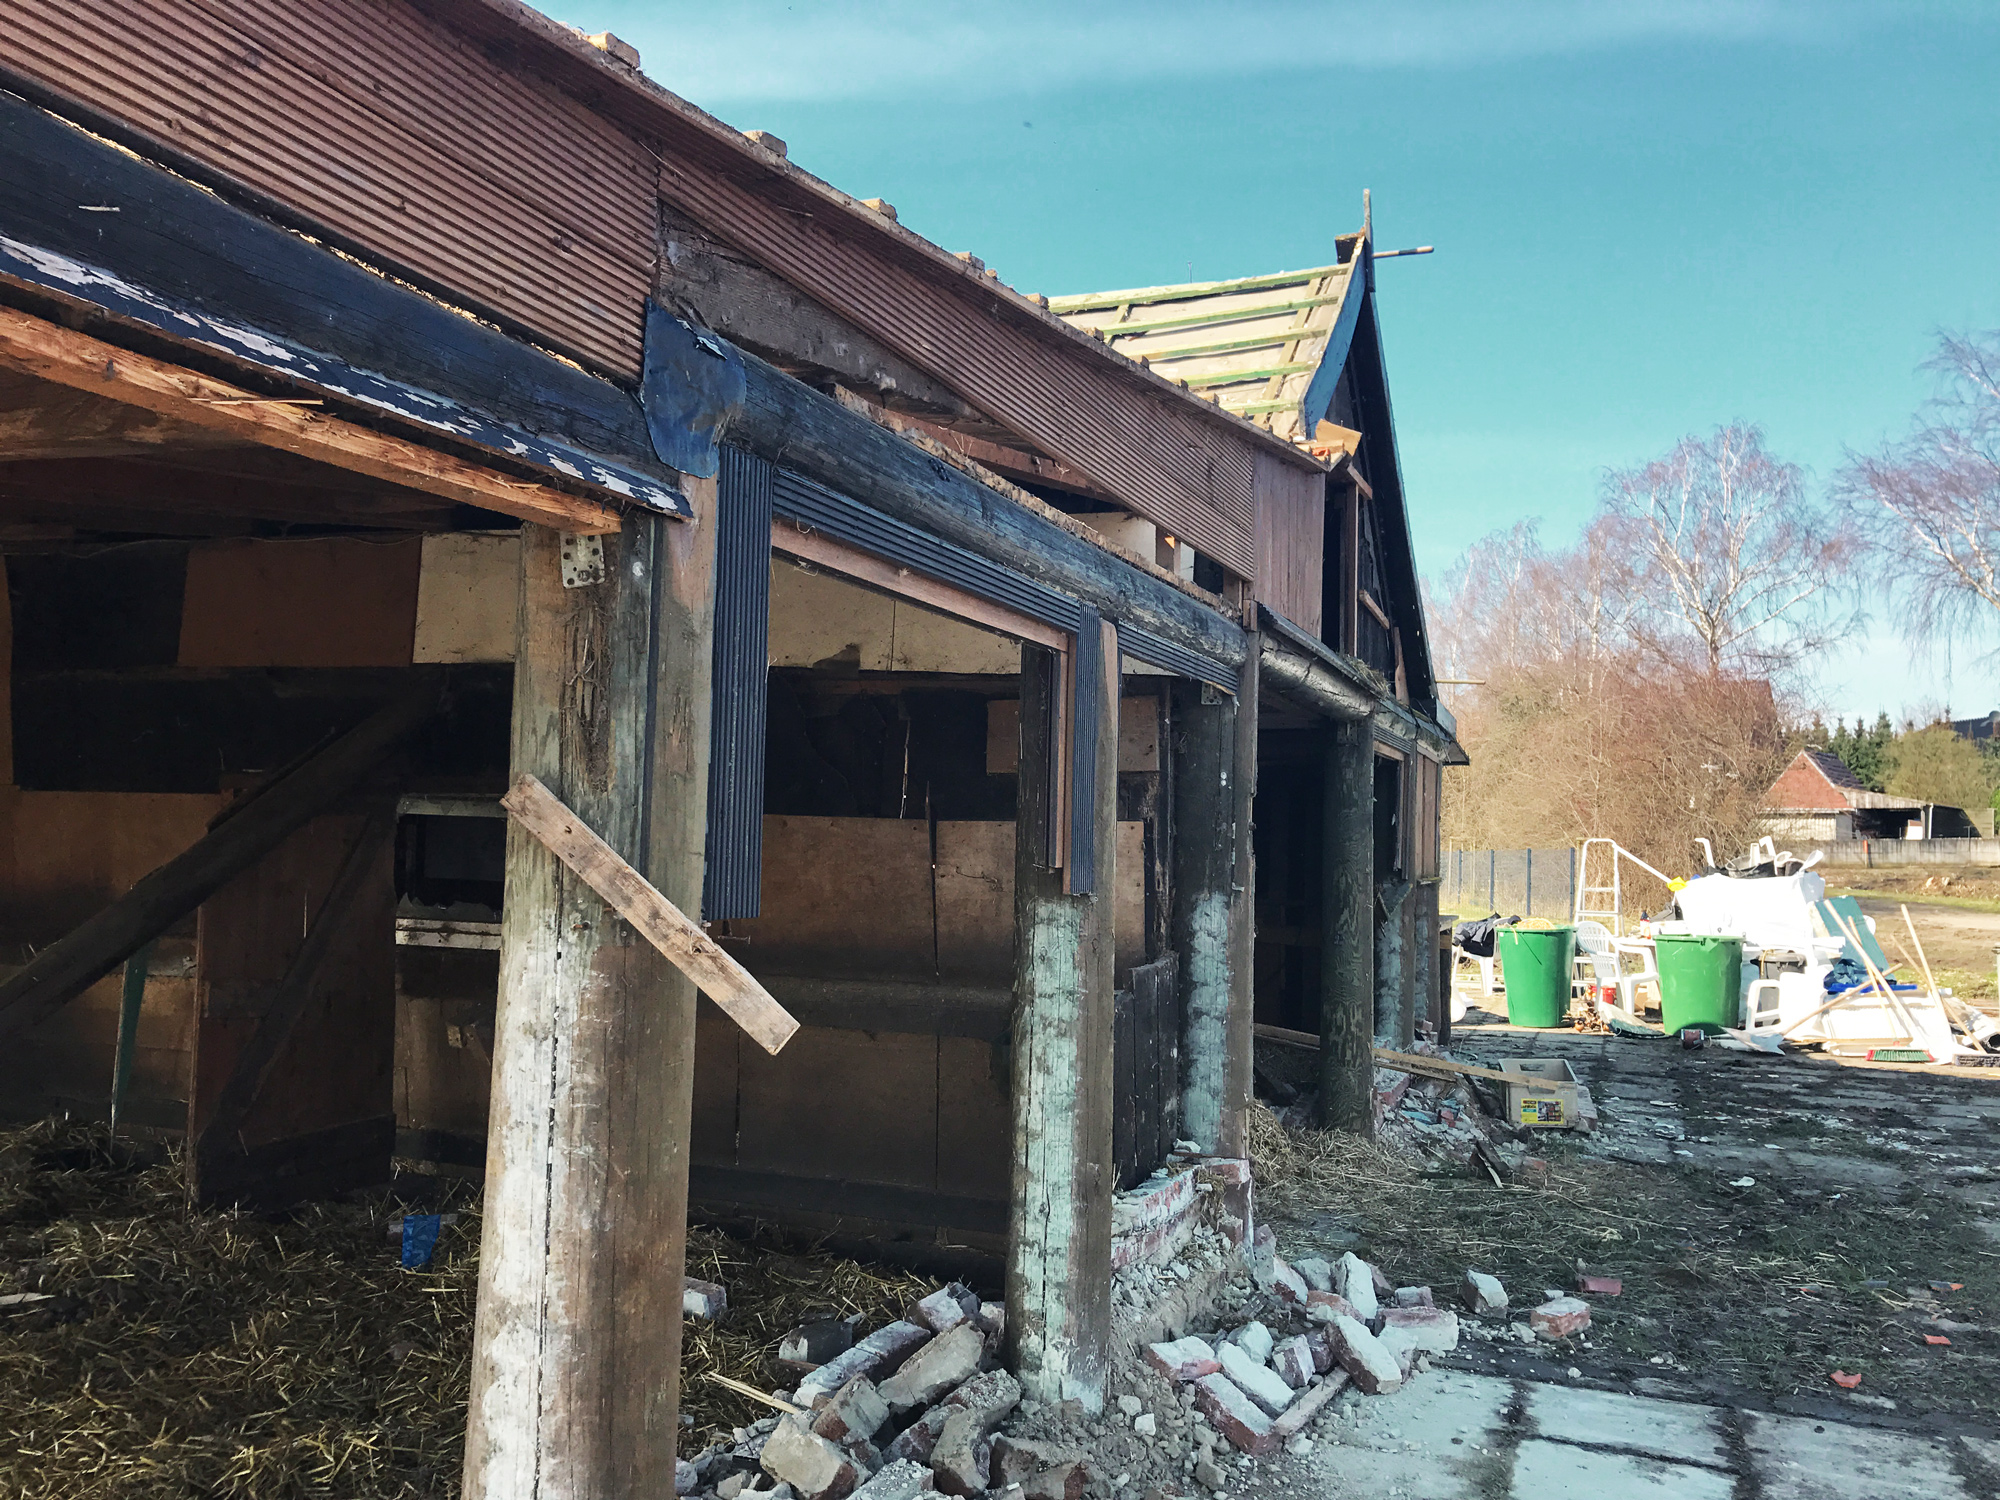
[
  {"x1": 0, "y1": 0, "x2": 657, "y2": 375},
  {"x1": 1111, "y1": 951, "x2": 1180, "y2": 1189},
  {"x1": 1254, "y1": 451, "x2": 1324, "y2": 638}
]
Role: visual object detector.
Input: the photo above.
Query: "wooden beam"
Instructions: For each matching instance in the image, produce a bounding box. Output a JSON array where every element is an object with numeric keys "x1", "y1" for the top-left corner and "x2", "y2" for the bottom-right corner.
[
  {"x1": 830, "y1": 385, "x2": 1115, "y2": 501},
  {"x1": 771, "y1": 518, "x2": 1068, "y2": 652},
  {"x1": 0, "y1": 682, "x2": 437, "y2": 1041},
  {"x1": 1169, "y1": 678, "x2": 1238, "y2": 1151},
  {"x1": 501, "y1": 773, "x2": 798, "y2": 1055},
  {"x1": 0, "y1": 371, "x2": 245, "y2": 459},
  {"x1": 1006, "y1": 624, "x2": 1118, "y2": 1411},
  {"x1": 1221, "y1": 645, "x2": 1259, "y2": 1157},
  {"x1": 0, "y1": 305, "x2": 624, "y2": 534},
  {"x1": 465, "y1": 502, "x2": 718, "y2": 1498}
]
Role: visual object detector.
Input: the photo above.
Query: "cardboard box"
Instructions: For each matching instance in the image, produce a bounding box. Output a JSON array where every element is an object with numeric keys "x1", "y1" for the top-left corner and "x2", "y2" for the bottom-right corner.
[{"x1": 1498, "y1": 1058, "x2": 1580, "y2": 1129}]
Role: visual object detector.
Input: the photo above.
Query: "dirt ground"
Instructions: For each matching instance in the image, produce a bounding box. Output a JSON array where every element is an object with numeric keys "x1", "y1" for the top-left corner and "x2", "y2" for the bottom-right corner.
[
  {"x1": 1253, "y1": 1010, "x2": 2000, "y2": 1440},
  {"x1": 1828, "y1": 872, "x2": 2000, "y2": 1001}
]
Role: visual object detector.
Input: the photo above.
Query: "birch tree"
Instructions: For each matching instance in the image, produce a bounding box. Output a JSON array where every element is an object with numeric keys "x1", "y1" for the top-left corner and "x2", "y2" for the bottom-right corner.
[
  {"x1": 1603, "y1": 424, "x2": 1851, "y2": 675},
  {"x1": 1837, "y1": 330, "x2": 2000, "y2": 651}
]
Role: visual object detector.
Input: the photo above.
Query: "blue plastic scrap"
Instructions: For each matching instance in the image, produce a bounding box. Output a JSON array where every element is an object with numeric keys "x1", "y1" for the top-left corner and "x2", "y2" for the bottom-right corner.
[{"x1": 401, "y1": 1213, "x2": 443, "y2": 1270}]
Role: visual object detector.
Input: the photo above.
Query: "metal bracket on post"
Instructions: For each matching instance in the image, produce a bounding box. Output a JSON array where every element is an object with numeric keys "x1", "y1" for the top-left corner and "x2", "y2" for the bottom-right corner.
[{"x1": 560, "y1": 533, "x2": 606, "y2": 588}]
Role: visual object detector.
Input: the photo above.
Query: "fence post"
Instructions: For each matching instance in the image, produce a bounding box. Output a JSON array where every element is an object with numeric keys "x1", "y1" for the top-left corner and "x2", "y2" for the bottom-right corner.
[
  {"x1": 1525, "y1": 848, "x2": 1533, "y2": 917},
  {"x1": 1488, "y1": 849, "x2": 1496, "y2": 912},
  {"x1": 1568, "y1": 846, "x2": 1577, "y2": 922}
]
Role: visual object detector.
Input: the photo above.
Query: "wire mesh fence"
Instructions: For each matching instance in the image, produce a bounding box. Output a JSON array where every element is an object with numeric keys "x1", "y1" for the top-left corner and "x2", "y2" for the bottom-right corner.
[{"x1": 1439, "y1": 847, "x2": 1578, "y2": 922}]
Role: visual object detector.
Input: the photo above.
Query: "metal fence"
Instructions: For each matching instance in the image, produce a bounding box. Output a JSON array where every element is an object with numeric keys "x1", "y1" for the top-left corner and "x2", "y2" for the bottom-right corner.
[{"x1": 1439, "y1": 847, "x2": 1578, "y2": 921}]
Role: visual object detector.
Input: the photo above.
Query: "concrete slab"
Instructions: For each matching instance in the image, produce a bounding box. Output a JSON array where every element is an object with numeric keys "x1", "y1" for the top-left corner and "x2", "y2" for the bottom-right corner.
[
  {"x1": 1302, "y1": 1370, "x2": 1513, "y2": 1499},
  {"x1": 1511, "y1": 1438, "x2": 1733, "y2": 1499},
  {"x1": 1744, "y1": 1410, "x2": 1969, "y2": 1500},
  {"x1": 1521, "y1": 1384, "x2": 1728, "y2": 1466}
]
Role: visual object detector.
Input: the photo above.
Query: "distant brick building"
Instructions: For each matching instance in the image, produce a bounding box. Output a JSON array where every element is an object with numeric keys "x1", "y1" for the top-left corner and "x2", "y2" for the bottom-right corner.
[{"x1": 1762, "y1": 749, "x2": 1927, "y2": 841}]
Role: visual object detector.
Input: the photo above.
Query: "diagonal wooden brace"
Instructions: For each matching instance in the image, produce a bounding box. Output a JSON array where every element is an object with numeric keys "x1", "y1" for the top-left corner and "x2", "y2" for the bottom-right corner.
[{"x1": 501, "y1": 773, "x2": 798, "y2": 1055}]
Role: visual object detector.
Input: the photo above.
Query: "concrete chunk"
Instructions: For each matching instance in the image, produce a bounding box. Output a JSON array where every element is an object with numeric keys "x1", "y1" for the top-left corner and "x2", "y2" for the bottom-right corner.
[
  {"x1": 1336, "y1": 1253, "x2": 1379, "y2": 1320},
  {"x1": 761, "y1": 1415, "x2": 861, "y2": 1500},
  {"x1": 1230, "y1": 1320, "x2": 1274, "y2": 1364},
  {"x1": 1217, "y1": 1340, "x2": 1295, "y2": 1417},
  {"x1": 1144, "y1": 1336, "x2": 1222, "y2": 1382},
  {"x1": 1460, "y1": 1270, "x2": 1508, "y2": 1315},
  {"x1": 876, "y1": 1324, "x2": 985, "y2": 1412},
  {"x1": 812, "y1": 1376, "x2": 888, "y2": 1444},
  {"x1": 849, "y1": 1459, "x2": 936, "y2": 1500},
  {"x1": 990, "y1": 1437, "x2": 1076, "y2": 1488},
  {"x1": 1530, "y1": 1296, "x2": 1591, "y2": 1338},
  {"x1": 1292, "y1": 1256, "x2": 1335, "y2": 1293},
  {"x1": 927, "y1": 1412, "x2": 993, "y2": 1497},
  {"x1": 1376, "y1": 1306, "x2": 1459, "y2": 1353},
  {"x1": 1325, "y1": 1314, "x2": 1402, "y2": 1395}
]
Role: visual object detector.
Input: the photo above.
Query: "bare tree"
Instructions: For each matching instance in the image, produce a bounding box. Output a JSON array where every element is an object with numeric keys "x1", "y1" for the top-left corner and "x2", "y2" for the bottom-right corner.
[
  {"x1": 1836, "y1": 330, "x2": 2000, "y2": 651},
  {"x1": 1602, "y1": 424, "x2": 1851, "y2": 675}
]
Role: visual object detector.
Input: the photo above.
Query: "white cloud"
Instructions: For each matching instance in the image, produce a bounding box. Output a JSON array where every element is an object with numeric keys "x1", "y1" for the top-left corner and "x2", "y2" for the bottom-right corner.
[{"x1": 560, "y1": 0, "x2": 1911, "y2": 105}]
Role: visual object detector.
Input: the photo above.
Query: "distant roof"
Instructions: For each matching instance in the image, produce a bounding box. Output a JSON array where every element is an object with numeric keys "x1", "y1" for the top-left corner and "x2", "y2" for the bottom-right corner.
[
  {"x1": 1804, "y1": 749, "x2": 1865, "y2": 791},
  {"x1": 1049, "y1": 237, "x2": 1366, "y2": 443},
  {"x1": 1952, "y1": 711, "x2": 2000, "y2": 742}
]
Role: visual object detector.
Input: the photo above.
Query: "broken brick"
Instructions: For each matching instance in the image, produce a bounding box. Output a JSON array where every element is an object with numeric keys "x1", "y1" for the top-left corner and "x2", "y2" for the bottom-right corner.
[
  {"x1": 1303, "y1": 1326, "x2": 1336, "y2": 1375},
  {"x1": 1269, "y1": 1335, "x2": 1315, "y2": 1390},
  {"x1": 1529, "y1": 1297, "x2": 1591, "y2": 1338},
  {"x1": 684, "y1": 1277, "x2": 728, "y2": 1321},
  {"x1": 1143, "y1": 1337, "x2": 1221, "y2": 1382},
  {"x1": 782, "y1": 1319, "x2": 856, "y2": 1367},
  {"x1": 1269, "y1": 1370, "x2": 1349, "y2": 1441},
  {"x1": 798, "y1": 1323, "x2": 933, "y2": 1405},
  {"x1": 927, "y1": 1413, "x2": 992, "y2": 1497},
  {"x1": 990, "y1": 1437, "x2": 1074, "y2": 1488},
  {"x1": 1305, "y1": 1289, "x2": 1364, "y2": 1323},
  {"x1": 1377, "y1": 1306, "x2": 1460, "y2": 1352},
  {"x1": 1324, "y1": 1314, "x2": 1402, "y2": 1395},
  {"x1": 1191, "y1": 1374, "x2": 1278, "y2": 1457},
  {"x1": 1217, "y1": 1341, "x2": 1294, "y2": 1417},
  {"x1": 1292, "y1": 1256, "x2": 1335, "y2": 1293},
  {"x1": 1392, "y1": 1286, "x2": 1435, "y2": 1308},
  {"x1": 1019, "y1": 1464, "x2": 1086, "y2": 1500},
  {"x1": 1460, "y1": 1270, "x2": 1508, "y2": 1316},
  {"x1": 885, "y1": 1408, "x2": 952, "y2": 1465},
  {"x1": 1230, "y1": 1321, "x2": 1274, "y2": 1365},
  {"x1": 761, "y1": 1415, "x2": 861, "y2": 1500},
  {"x1": 812, "y1": 1377, "x2": 888, "y2": 1445},
  {"x1": 1336, "y1": 1253, "x2": 1379, "y2": 1319},
  {"x1": 909, "y1": 1284, "x2": 980, "y2": 1335},
  {"x1": 1270, "y1": 1257, "x2": 1311, "y2": 1307},
  {"x1": 1577, "y1": 1274, "x2": 1622, "y2": 1298}
]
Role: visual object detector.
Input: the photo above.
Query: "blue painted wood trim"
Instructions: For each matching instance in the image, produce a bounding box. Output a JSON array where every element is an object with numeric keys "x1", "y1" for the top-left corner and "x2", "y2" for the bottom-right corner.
[
  {"x1": 703, "y1": 447, "x2": 774, "y2": 920},
  {"x1": 1295, "y1": 240, "x2": 1371, "y2": 437}
]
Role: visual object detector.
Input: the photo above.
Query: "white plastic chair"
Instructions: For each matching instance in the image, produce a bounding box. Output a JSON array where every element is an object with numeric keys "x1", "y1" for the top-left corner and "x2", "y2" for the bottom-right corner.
[{"x1": 1574, "y1": 920, "x2": 1657, "y2": 1014}]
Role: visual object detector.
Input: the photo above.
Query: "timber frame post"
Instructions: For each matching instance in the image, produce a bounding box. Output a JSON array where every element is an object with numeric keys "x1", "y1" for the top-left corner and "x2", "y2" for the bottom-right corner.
[
  {"x1": 1167, "y1": 682, "x2": 1235, "y2": 1152},
  {"x1": 464, "y1": 496, "x2": 717, "y2": 1498},
  {"x1": 1219, "y1": 648, "x2": 1259, "y2": 1158},
  {"x1": 1006, "y1": 623, "x2": 1119, "y2": 1411},
  {"x1": 1318, "y1": 720, "x2": 1376, "y2": 1133}
]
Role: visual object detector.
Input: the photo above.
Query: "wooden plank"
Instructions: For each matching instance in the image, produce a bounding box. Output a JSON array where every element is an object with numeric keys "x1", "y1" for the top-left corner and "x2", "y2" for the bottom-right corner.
[
  {"x1": 180, "y1": 537, "x2": 422, "y2": 668},
  {"x1": 0, "y1": 305, "x2": 624, "y2": 534},
  {"x1": 727, "y1": 816, "x2": 934, "y2": 980},
  {"x1": 1221, "y1": 646, "x2": 1259, "y2": 1156},
  {"x1": 736, "y1": 1025, "x2": 938, "y2": 1190},
  {"x1": 935, "y1": 1035, "x2": 1013, "y2": 1204},
  {"x1": 0, "y1": 684, "x2": 436, "y2": 1039},
  {"x1": 501, "y1": 774, "x2": 797, "y2": 1056},
  {"x1": 1151, "y1": 951, "x2": 1182, "y2": 1164},
  {"x1": 1131, "y1": 981, "x2": 1157, "y2": 1184},
  {"x1": 1167, "y1": 680, "x2": 1236, "y2": 1152}
]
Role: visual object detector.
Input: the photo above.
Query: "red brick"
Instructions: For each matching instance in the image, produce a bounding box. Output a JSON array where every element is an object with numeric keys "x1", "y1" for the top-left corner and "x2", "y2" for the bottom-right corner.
[
  {"x1": 1529, "y1": 1297, "x2": 1591, "y2": 1338},
  {"x1": 1192, "y1": 1374, "x2": 1278, "y2": 1457},
  {"x1": 1143, "y1": 1337, "x2": 1221, "y2": 1382}
]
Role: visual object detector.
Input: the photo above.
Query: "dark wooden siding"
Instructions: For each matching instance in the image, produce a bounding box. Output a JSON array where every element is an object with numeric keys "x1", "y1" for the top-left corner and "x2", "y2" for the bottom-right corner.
[
  {"x1": 0, "y1": 0, "x2": 657, "y2": 376},
  {"x1": 1254, "y1": 450, "x2": 1324, "y2": 636}
]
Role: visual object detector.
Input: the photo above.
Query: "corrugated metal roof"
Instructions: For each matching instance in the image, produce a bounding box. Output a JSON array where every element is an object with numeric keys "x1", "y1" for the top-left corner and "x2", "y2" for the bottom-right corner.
[{"x1": 1050, "y1": 235, "x2": 1365, "y2": 443}]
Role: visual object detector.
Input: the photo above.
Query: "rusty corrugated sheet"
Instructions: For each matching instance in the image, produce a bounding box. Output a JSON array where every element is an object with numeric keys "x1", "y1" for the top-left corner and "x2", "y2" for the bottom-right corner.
[
  {"x1": 0, "y1": 0, "x2": 655, "y2": 377},
  {"x1": 654, "y1": 156, "x2": 1260, "y2": 577}
]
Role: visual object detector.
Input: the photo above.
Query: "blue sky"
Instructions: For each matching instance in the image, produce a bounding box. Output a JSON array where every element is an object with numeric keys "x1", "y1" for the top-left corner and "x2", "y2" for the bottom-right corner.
[{"x1": 553, "y1": 1, "x2": 2000, "y2": 721}]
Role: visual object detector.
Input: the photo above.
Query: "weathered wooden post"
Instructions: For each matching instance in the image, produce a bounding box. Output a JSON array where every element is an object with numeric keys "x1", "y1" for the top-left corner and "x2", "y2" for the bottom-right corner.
[
  {"x1": 463, "y1": 495, "x2": 716, "y2": 1498},
  {"x1": 1007, "y1": 619, "x2": 1119, "y2": 1411},
  {"x1": 1219, "y1": 648, "x2": 1259, "y2": 1158},
  {"x1": 1319, "y1": 720, "x2": 1375, "y2": 1132},
  {"x1": 1168, "y1": 680, "x2": 1235, "y2": 1153}
]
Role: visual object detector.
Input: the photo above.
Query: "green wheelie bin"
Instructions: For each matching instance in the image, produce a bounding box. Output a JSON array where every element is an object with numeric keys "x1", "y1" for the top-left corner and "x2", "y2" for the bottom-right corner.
[
  {"x1": 1655, "y1": 933, "x2": 1743, "y2": 1034},
  {"x1": 1496, "y1": 925, "x2": 1575, "y2": 1028}
]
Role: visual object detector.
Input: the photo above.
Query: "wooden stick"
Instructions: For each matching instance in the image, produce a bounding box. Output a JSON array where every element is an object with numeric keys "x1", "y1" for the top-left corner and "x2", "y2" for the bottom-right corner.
[
  {"x1": 1370, "y1": 1046, "x2": 1517, "y2": 1085},
  {"x1": 1829, "y1": 911, "x2": 1924, "y2": 1046},
  {"x1": 501, "y1": 774, "x2": 799, "y2": 1056},
  {"x1": 704, "y1": 1372, "x2": 804, "y2": 1414},
  {"x1": 1902, "y1": 905, "x2": 1943, "y2": 997}
]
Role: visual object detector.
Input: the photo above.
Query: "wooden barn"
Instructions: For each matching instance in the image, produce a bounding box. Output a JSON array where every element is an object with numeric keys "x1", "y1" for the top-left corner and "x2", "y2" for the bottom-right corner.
[{"x1": 0, "y1": 2, "x2": 1458, "y2": 1491}]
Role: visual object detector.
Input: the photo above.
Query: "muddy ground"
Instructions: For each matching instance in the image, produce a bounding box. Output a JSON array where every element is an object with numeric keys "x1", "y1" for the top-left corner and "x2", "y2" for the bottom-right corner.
[
  {"x1": 1828, "y1": 873, "x2": 2000, "y2": 1000},
  {"x1": 1254, "y1": 1011, "x2": 2000, "y2": 1440}
]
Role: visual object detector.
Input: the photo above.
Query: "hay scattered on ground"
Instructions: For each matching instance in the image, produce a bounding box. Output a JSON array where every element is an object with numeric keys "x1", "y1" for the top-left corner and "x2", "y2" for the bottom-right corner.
[{"x1": 0, "y1": 1119, "x2": 946, "y2": 1497}]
